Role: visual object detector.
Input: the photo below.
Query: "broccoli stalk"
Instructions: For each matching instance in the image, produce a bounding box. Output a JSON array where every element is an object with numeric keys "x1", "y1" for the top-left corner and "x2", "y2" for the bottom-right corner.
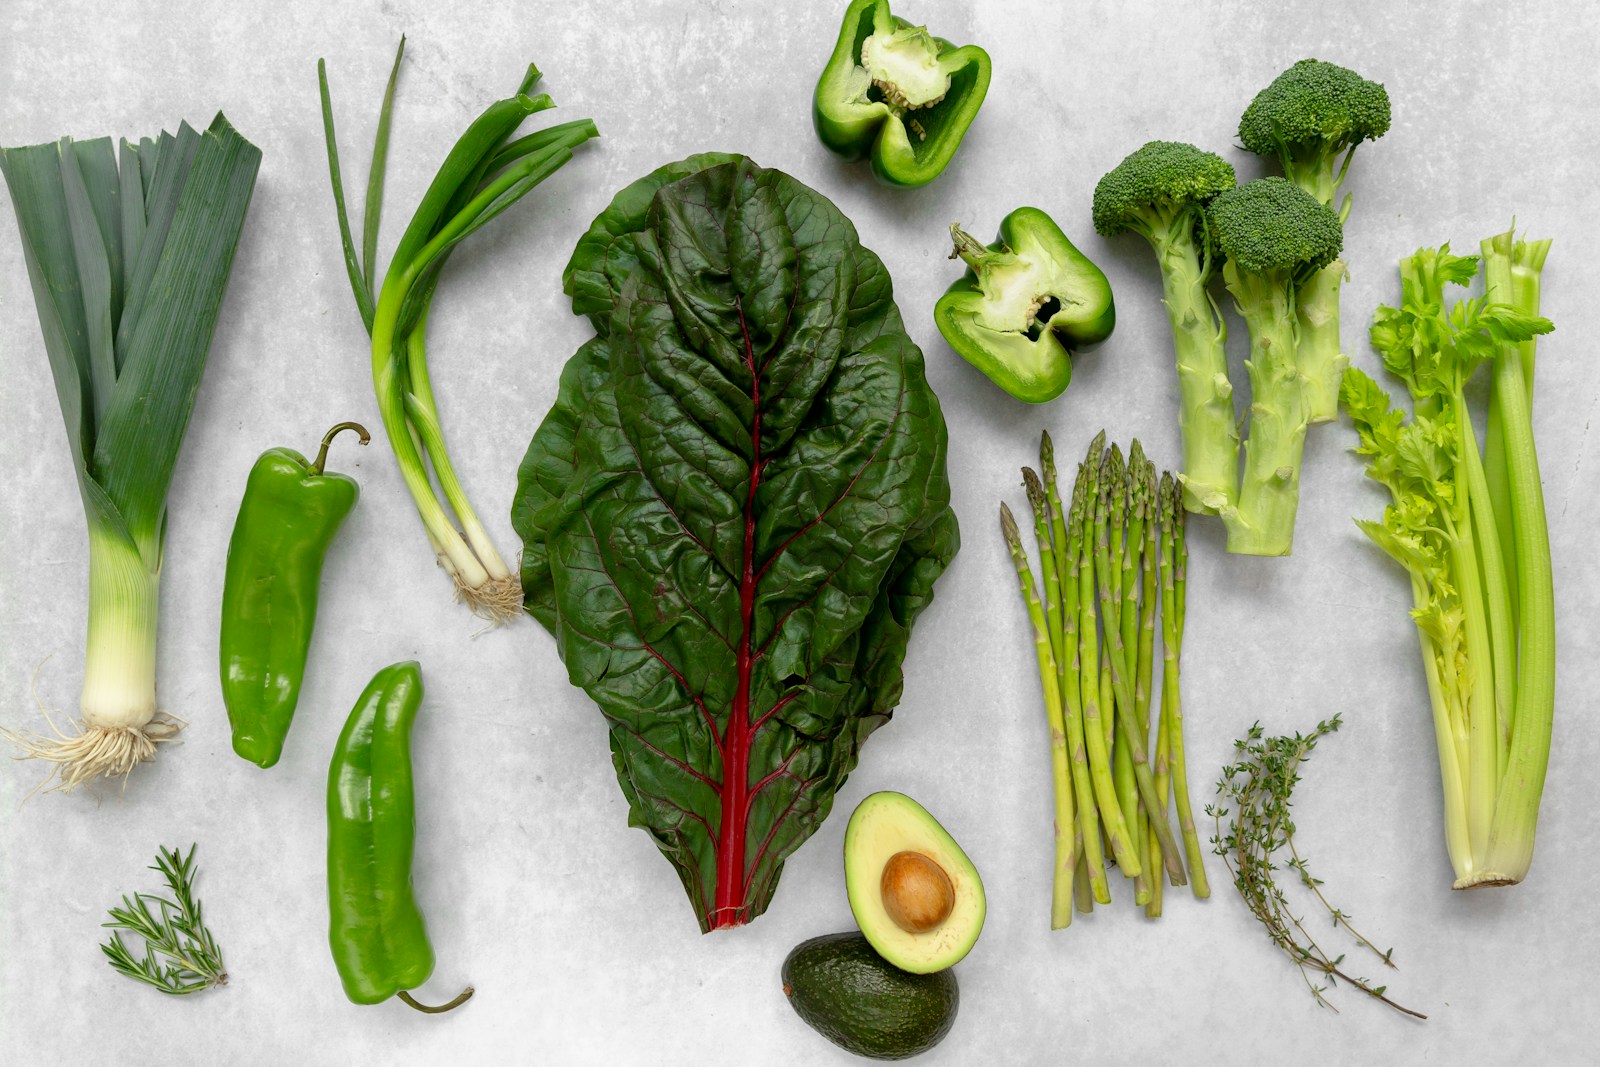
[
  {"x1": 1240, "y1": 59, "x2": 1392, "y2": 423},
  {"x1": 1092, "y1": 141, "x2": 1238, "y2": 515},
  {"x1": 1207, "y1": 178, "x2": 1344, "y2": 555}
]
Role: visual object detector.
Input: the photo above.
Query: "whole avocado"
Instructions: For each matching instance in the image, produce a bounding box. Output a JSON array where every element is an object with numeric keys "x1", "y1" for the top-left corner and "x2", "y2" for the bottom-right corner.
[{"x1": 782, "y1": 932, "x2": 959, "y2": 1060}]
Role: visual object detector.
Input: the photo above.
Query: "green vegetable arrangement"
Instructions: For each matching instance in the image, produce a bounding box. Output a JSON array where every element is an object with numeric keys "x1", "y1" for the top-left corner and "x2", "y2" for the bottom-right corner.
[
  {"x1": 0, "y1": 117, "x2": 261, "y2": 790},
  {"x1": 1001, "y1": 432, "x2": 1208, "y2": 928},
  {"x1": 1342, "y1": 233, "x2": 1555, "y2": 889},
  {"x1": 327, "y1": 661, "x2": 473, "y2": 1013},
  {"x1": 221, "y1": 422, "x2": 368, "y2": 769},
  {"x1": 1239, "y1": 59, "x2": 1391, "y2": 422},
  {"x1": 935, "y1": 208, "x2": 1115, "y2": 404},
  {"x1": 515, "y1": 153, "x2": 959, "y2": 931},
  {"x1": 319, "y1": 38, "x2": 599, "y2": 622},
  {"x1": 1212, "y1": 717, "x2": 1424, "y2": 1019},
  {"x1": 813, "y1": 0, "x2": 991, "y2": 187}
]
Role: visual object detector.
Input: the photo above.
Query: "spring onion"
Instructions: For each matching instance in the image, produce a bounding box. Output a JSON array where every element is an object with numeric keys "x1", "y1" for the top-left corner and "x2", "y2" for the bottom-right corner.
[
  {"x1": 1, "y1": 117, "x2": 260, "y2": 790},
  {"x1": 319, "y1": 38, "x2": 599, "y2": 621}
]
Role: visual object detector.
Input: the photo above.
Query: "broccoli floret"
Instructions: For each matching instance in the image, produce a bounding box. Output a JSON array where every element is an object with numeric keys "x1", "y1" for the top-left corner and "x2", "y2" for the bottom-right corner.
[
  {"x1": 1239, "y1": 59, "x2": 1387, "y2": 424},
  {"x1": 1091, "y1": 140, "x2": 1236, "y2": 240},
  {"x1": 1206, "y1": 178, "x2": 1344, "y2": 556},
  {"x1": 1208, "y1": 177, "x2": 1344, "y2": 279},
  {"x1": 1092, "y1": 141, "x2": 1239, "y2": 516},
  {"x1": 1238, "y1": 59, "x2": 1391, "y2": 206}
]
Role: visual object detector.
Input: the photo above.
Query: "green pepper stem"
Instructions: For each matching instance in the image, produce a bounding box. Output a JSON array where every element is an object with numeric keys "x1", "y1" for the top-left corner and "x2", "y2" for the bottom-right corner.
[
  {"x1": 948, "y1": 222, "x2": 997, "y2": 273},
  {"x1": 310, "y1": 421, "x2": 372, "y2": 476},
  {"x1": 397, "y1": 986, "x2": 475, "y2": 1014}
]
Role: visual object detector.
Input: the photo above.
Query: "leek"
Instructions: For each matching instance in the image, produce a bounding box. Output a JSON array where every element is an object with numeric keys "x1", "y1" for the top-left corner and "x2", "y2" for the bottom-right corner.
[
  {"x1": 319, "y1": 38, "x2": 599, "y2": 621},
  {"x1": 1, "y1": 117, "x2": 260, "y2": 790},
  {"x1": 1342, "y1": 232, "x2": 1555, "y2": 887}
]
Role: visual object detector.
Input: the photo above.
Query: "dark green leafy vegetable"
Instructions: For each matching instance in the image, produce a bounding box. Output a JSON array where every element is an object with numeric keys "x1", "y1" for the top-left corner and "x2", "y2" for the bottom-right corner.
[{"x1": 513, "y1": 154, "x2": 958, "y2": 932}]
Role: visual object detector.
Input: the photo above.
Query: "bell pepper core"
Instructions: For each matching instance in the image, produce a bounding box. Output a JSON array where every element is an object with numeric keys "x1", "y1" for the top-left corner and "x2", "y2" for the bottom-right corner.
[
  {"x1": 327, "y1": 661, "x2": 473, "y2": 1013},
  {"x1": 934, "y1": 207, "x2": 1117, "y2": 404},
  {"x1": 220, "y1": 422, "x2": 369, "y2": 768},
  {"x1": 813, "y1": 0, "x2": 991, "y2": 187}
]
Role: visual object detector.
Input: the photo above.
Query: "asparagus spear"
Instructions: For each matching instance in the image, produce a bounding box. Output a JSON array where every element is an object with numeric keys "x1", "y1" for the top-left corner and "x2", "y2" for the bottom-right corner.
[
  {"x1": 1048, "y1": 438, "x2": 1111, "y2": 905},
  {"x1": 1163, "y1": 474, "x2": 1209, "y2": 896},
  {"x1": 1140, "y1": 460, "x2": 1168, "y2": 918},
  {"x1": 1075, "y1": 449, "x2": 1142, "y2": 878},
  {"x1": 1125, "y1": 445, "x2": 1155, "y2": 906},
  {"x1": 1001, "y1": 502, "x2": 1078, "y2": 928},
  {"x1": 1096, "y1": 455, "x2": 1188, "y2": 887},
  {"x1": 1098, "y1": 448, "x2": 1143, "y2": 888}
]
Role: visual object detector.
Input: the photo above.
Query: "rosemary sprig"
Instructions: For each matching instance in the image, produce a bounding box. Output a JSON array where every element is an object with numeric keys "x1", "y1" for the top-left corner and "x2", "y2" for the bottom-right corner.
[
  {"x1": 1210, "y1": 719, "x2": 1424, "y2": 1020},
  {"x1": 101, "y1": 844, "x2": 228, "y2": 995}
]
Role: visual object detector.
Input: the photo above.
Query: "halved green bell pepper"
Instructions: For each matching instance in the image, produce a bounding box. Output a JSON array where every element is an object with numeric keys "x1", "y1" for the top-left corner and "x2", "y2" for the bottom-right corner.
[
  {"x1": 935, "y1": 208, "x2": 1116, "y2": 403},
  {"x1": 813, "y1": 0, "x2": 991, "y2": 187}
]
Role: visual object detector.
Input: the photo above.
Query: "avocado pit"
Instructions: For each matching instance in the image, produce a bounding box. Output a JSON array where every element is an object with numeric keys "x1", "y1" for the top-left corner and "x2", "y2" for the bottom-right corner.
[{"x1": 880, "y1": 850, "x2": 955, "y2": 933}]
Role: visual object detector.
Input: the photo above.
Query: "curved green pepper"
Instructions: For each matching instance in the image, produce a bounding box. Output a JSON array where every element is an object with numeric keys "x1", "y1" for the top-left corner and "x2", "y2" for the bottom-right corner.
[
  {"x1": 935, "y1": 208, "x2": 1116, "y2": 404},
  {"x1": 327, "y1": 661, "x2": 472, "y2": 1013},
  {"x1": 813, "y1": 0, "x2": 991, "y2": 187},
  {"x1": 221, "y1": 422, "x2": 368, "y2": 768}
]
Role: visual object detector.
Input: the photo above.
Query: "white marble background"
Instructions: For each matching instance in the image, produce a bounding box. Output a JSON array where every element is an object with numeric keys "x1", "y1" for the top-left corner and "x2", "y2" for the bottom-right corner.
[{"x1": 2, "y1": 0, "x2": 1595, "y2": 1063}]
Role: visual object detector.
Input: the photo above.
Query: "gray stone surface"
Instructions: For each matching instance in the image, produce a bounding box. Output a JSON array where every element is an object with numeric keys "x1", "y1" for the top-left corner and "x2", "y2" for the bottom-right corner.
[{"x1": 2, "y1": 0, "x2": 1595, "y2": 1062}]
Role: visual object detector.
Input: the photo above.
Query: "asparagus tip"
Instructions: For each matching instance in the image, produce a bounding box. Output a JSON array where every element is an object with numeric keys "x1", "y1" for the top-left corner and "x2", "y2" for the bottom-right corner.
[
  {"x1": 1022, "y1": 467, "x2": 1047, "y2": 514},
  {"x1": 1085, "y1": 429, "x2": 1106, "y2": 467},
  {"x1": 999, "y1": 501, "x2": 1022, "y2": 546}
]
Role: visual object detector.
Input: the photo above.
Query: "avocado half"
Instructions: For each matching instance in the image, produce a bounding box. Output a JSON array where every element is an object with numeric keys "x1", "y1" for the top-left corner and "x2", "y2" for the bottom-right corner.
[{"x1": 844, "y1": 792, "x2": 985, "y2": 974}]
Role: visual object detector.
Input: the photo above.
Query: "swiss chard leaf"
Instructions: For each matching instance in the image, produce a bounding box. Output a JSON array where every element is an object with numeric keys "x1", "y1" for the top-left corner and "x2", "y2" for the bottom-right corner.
[{"x1": 514, "y1": 156, "x2": 958, "y2": 931}]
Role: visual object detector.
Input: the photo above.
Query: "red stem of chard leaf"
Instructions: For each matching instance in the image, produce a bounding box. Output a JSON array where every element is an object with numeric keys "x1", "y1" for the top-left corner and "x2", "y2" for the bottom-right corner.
[{"x1": 711, "y1": 305, "x2": 764, "y2": 930}]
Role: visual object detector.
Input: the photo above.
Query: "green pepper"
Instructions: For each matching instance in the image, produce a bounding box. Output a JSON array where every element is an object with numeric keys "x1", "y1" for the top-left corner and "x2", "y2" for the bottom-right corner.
[
  {"x1": 934, "y1": 208, "x2": 1117, "y2": 404},
  {"x1": 327, "y1": 661, "x2": 472, "y2": 1013},
  {"x1": 813, "y1": 0, "x2": 991, "y2": 187},
  {"x1": 220, "y1": 422, "x2": 369, "y2": 768}
]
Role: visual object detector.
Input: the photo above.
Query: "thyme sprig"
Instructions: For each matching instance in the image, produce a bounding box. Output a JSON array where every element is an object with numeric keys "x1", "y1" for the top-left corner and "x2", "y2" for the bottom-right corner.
[
  {"x1": 1209, "y1": 718, "x2": 1425, "y2": 1020},
  {"x1": 101, "y1": 844, "x2": 228, "y2": 995}
]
